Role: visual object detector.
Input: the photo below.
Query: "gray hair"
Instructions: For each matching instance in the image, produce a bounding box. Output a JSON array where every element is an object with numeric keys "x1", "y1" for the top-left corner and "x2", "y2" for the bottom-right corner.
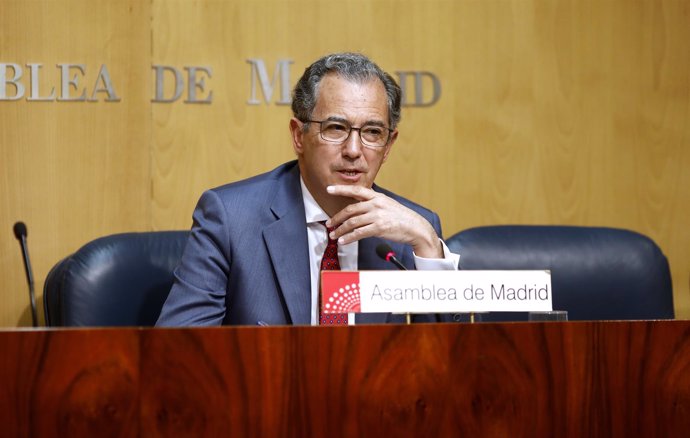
[{"x1": 291, "y1": 52, "x2": 402, "y2": 130}]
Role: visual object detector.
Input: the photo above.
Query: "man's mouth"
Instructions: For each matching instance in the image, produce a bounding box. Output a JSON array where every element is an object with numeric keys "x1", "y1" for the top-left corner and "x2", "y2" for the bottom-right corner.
[{"x1": 335, "y1": 169, "x2": 364, "y2": 182}]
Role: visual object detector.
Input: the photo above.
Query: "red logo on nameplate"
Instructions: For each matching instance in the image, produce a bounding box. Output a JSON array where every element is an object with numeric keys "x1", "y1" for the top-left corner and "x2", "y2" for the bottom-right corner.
[{"x1": 321, "y1": 271, "x2": 361, "y2": 313}]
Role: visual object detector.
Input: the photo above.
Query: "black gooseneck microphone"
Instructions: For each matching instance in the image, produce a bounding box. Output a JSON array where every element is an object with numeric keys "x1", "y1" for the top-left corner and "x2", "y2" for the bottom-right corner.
[
  {"x1": 375, "y1": 243, "x2": 407, "y2": 270},
  {"x1": 13, "y1": 222, "x2": 38, "y2": 327}
]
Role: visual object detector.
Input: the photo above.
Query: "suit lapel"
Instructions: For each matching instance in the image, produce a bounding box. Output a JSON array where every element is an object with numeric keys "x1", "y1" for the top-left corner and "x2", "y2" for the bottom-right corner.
[{"x1": 263, "y1": 166, "x2": 312, "y2": 325}]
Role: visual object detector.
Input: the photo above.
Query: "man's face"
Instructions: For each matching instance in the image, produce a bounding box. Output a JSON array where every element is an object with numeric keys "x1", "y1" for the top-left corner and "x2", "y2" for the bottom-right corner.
[{"x1": 290, "y1": 73, "x2": 398, "y2": 215}]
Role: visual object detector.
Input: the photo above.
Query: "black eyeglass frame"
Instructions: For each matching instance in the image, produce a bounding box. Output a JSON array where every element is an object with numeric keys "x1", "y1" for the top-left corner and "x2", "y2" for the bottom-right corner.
[{"x1": 303, "y1": 119, "x2": 394, "y2": 148}]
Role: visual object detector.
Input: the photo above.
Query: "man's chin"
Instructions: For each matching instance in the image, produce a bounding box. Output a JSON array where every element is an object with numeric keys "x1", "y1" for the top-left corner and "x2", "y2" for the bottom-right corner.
[
  {"x1": 333, "y1": 193, "x2": 358, "y2": 206},
  {"x1": 319, "y1": 193, "x2": 357, "y2": 217}
]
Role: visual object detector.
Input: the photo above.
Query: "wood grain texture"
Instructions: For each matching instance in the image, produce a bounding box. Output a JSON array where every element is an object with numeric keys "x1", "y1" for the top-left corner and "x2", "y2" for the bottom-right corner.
[
  {"x1": 3, "y1": 322, "x2": 690, "y2": 437},
  {"x1": 2, "y1": 0, "x2": 690, "y2": 326},
  {"x1": 0, "y1": 0, "x2": 152, "y2": 326},
  {"x1": 0, "y1": 329, "x2": 140, "y2": 438}
]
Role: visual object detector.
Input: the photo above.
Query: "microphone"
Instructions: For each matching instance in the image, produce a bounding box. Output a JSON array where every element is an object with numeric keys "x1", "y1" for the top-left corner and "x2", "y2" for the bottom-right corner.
[
  {"x1": 376, "y1": 243, "x2": 413, "y2": 324},
  {"x1": 375, "y1": 243, "x2": 407, "y2": 271},
  {"x1": 13, "y1": 222, "x2": 38, "y2": 327}
]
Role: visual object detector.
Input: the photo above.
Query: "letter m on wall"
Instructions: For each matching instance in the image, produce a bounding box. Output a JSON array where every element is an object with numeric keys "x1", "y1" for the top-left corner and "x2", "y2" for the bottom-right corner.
[{"x1": 246, "y1": 59, "x2": 293, "y2": 105}]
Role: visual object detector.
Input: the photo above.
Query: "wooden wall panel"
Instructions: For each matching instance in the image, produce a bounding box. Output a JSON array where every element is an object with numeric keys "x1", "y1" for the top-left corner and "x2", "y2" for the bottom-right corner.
[
  {"x1": 151, "y1": 0, "x2": 296, "y2": 231},
  {"x1": 1, "y1": 0, "x2": 689, "y2": 326},
  {"x1": 0, "y1": 0, "x2": 152, "y2": 326}
]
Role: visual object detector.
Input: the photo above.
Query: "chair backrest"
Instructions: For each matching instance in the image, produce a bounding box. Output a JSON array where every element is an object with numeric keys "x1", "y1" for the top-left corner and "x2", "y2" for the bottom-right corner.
[
  {"x1": 44, "y1": 231, "x2": 189, "y2": 327},
  {"x1": 445, "y1": 225, "x2": 674, "y2": 321}
]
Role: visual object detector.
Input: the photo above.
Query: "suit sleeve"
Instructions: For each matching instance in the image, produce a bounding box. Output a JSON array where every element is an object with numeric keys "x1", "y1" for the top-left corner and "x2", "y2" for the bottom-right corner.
[{"x1": 156, "y1": 190, "x2": 231, "y2": 326}]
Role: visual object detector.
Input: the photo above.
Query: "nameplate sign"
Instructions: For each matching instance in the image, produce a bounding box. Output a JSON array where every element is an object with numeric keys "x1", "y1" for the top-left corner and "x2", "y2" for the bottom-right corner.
[{"x1": 321, "y1": 270, "x2": 552, "y2": 314}]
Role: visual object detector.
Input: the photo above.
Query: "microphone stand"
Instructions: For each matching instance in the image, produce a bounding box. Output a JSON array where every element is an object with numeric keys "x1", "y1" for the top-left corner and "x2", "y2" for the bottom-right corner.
[{"x1": 13, "y1": 222, "x2": 38, "y2": 327}]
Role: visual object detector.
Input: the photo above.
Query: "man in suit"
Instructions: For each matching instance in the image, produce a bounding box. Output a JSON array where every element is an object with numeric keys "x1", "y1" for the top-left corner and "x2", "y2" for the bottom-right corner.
[{"x1": 157, "y1": 53, "x2": 459, "y2": 326}]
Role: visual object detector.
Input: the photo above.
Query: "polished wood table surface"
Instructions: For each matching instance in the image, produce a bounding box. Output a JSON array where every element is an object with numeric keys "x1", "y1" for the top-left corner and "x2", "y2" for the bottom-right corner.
[{"x1": 2, "y1": 321, "x2": 690, "y2": 438}]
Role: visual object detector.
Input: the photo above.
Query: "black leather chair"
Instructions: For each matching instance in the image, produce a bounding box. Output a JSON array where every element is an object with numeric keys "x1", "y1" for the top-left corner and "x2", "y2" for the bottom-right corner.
[
  {"x1": 445, "y1": 225, "x2": 674, "y2": 321},
  {"x1": 43, "y1": 231, "x2": 189, "y2": 327}
]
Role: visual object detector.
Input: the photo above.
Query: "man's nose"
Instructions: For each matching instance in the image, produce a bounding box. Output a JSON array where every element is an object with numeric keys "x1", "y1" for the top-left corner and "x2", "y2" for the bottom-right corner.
[{"x1": 341, "y1": 129, "x2": 363, "y2": 158}]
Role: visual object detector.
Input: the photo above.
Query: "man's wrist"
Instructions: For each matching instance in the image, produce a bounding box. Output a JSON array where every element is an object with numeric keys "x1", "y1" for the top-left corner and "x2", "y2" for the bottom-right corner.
[
  {"x1": 412, "y1": 231, "x2": 444, "y2": 258},
  {"x1": 413, "y1": 239, "x2": 461, "y2": 270}
]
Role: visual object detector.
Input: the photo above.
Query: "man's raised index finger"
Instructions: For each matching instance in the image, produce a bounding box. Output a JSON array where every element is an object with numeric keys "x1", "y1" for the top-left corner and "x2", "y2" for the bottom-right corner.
[{"x1": 326, "y1": 185, "x2": 374, "y2": 199}]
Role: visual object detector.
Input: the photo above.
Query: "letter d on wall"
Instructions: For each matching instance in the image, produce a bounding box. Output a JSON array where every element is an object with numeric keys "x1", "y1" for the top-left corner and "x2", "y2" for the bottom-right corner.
[
  {"x1": 396, "y1": 71, "x2": 441, "y2": 107},
  {"x1": 152, "y1": 65, "x2": 184, "y2": 103}
]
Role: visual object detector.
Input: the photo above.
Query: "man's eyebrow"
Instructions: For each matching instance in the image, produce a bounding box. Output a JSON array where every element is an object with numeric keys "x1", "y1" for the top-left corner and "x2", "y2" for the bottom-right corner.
[
  {"x1": 323, "y1": 116, "x2": 387, "y2": 127},
  {"x1": 323, "y1": 116, "x2": 349, "y2": 123}
]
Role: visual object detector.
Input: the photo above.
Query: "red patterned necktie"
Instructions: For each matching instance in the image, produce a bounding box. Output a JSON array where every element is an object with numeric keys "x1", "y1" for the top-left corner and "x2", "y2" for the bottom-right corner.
[{"x1": 319, "y1": 222, "x2": 348, "y2": 325}]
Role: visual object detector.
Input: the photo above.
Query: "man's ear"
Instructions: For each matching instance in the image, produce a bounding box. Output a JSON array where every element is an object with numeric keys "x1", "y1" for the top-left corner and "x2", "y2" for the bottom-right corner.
[
  {"x1": 382, "y1": 129, "x2": 398, "y2": 163},
  {"x1": 289, "y1": 118, "x2": 304, "y2": 155}
]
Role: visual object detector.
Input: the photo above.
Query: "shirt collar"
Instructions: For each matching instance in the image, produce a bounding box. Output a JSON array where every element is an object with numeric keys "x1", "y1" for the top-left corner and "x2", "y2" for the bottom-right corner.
[{"x1": 300, "y1": 177, "x2": 330, "y2": 224}]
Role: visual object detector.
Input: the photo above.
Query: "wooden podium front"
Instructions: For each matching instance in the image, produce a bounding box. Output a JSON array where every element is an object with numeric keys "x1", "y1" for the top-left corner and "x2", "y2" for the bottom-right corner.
[{"x1": 2, "y1": 321, "x2": 690, "y2": 438}]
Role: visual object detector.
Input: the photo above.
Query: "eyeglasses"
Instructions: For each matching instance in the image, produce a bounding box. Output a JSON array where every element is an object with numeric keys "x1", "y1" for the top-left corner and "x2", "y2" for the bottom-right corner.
[{"x1": 304, "y1": 119, "x2": 393, "y2": 148}]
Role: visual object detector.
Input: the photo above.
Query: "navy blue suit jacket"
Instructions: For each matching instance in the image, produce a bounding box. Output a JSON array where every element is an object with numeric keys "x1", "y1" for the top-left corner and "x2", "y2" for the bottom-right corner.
[{"x1": 157, "y1": 161, "x2": 445, "y2": 326}]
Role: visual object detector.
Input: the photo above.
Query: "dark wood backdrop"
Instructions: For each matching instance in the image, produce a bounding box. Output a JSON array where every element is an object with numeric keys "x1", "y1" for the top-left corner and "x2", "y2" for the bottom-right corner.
[{"x1": 2, "y1": 321, "x2": 690, "y2": 438}]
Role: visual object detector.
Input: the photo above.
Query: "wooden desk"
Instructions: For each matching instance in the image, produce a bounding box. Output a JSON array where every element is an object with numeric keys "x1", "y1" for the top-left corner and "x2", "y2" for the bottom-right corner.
[{"x1": 2, "y1": 321, "x2": 689, "y2": 438}]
